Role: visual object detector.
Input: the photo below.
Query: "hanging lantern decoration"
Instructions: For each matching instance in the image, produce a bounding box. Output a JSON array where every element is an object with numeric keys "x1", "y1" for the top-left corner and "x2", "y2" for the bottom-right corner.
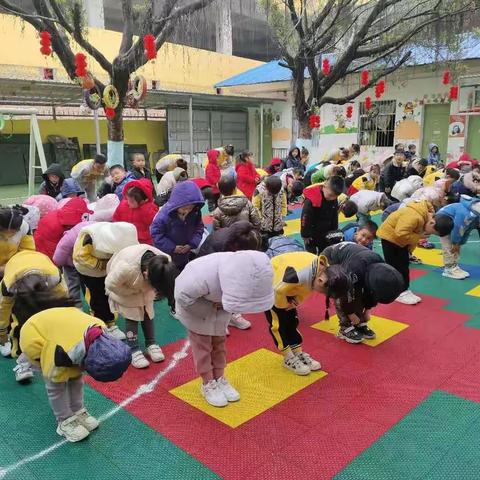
[
  {"x1": 104, "y1": 107, "x2": 116, "y2": 120},
  {"x1": 103, "y1": 85, "x2": 120, "y2": 109},
  {"x1": 346, "y1": 105, "x2": 353, "y2": 119},
  {"x1": 39, "y1": 31, "x2": 52, "y2": 56},
  {"x1": 75, "y1": 53, "x2": 88, "y2": 78},
  {"x1": 442, "y1": 70, "x2": 450, "y2": 85},
  {"x1": 365, "y1": 96, "x2": 372, "y2": 110},
  {"x1": 374, "y1": 80, "x2": 385, "y2": 99},
  {"x1": 308, "y1": 114, "x2": 320, "y2": 129},
  {"x1": 449, "y1": 85, "x2": 459, "y2": 101},
  {"x1": 322, "y1": 58, "x2": 331, "y2": 76},
  {"x1": 143, "y1": 34, "x2": 156, "y2": 61},
  {"x1": 360, "y1": 70, "x2": 369, "y2": 87}
]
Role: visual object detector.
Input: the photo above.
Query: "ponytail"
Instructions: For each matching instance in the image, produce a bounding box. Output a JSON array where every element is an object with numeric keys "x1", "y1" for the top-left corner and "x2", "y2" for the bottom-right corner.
[{"x1": 146, "y1": 255, "x2": 179, "y2": 304}]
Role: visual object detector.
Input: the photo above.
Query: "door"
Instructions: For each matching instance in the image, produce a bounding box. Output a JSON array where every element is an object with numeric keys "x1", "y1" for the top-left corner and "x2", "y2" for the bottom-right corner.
[
  {"x1": 466, "y1": 115, "x2": 480, "y2": 159},
  {"x1": 211, "y1": 111, "x2": 248, "y2": 152},
  {"x1": 421, "y1": 104, "x2": 450, "y2": 159}
]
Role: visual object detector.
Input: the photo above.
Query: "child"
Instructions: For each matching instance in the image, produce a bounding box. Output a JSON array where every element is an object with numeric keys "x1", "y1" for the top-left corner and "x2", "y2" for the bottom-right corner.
[
  {"x1": 150, "y1": 181, "x2": 205, "y2": 270},
  {"x1": 405, "y1": 144, "x2": 417, "y2": 161},
  {"x1": 342, "y1": 220, "x2": 378, "y2": 249},
  {"x1": 190, "y1": 178, "x2": 216, "y2": 206},
  {"x1": 390, "y1": 175, "x2": 424, "y2": 202},
  {"x1": 174, "y1": 251, "x2": 274, "y2": 407},
  {"x1": 406, "y1": 158, "x2": 428, "y2": 178},
  {"x1": 322, "y1": 242, "x2": 404, "y2": 343},
  {"x1": 130, "y1": 153, "x2": 153, "y2": 184},
  {"x1": 212, "y1": 175, "x2": 261, "y2": 231},
  {"x1": 301, "y1": 176, "x2": 347, "y2": 254},
  {"x1": 61, "y1": 178, "x2": 85, "y2": 199},
  {"x1": 285, "y1": 146, "x2": 303, "y2": 172},
  {"x1": 215, "y1": 144, "x2": 235, "y2": 174},
  {"x1": 19, "y1": 294, "x2": 130, "y2": 442},
  {"x1": 235, "y1": 151, "x2": 259, "y2": 199},
  {"x1": 436, "y1": 195, "x2": 480, "y2": 279},
  {"x1": 427, "y1": 143, "x2": 442, "y2": 166},
  {"x1": 267, "y1": 251, "x2": 351, "y2": 374},
  {"x1": 0, "y1": 250, "x2": 68, "y2": 382},
  {"x1": 205, "y1": 149, "x2": 222, "y2": 210},
  {"x1": 451, "y1": 166, "x2": 480, "y2": 197},
  {"x1": 155, "y1": 167, "x2": 188, "y2": 205},
  {"x1": 38, "y1": 163, "x2": 65, "y2": 200},
  {"x1": 34, "y1": 197, "x2": 92, "y2": 260},
  {"x1": 347, "y1": 164, "x2": 380, "y2": 196},
  {"x1": 349, "y1": 190, "x2": 392, "y2": 224},
  {"x1": 106, "y1": 244, "x2": 178, "y2": 368},
  {"x1": 100, "y1": 164, "x2": 136, "y2": 200},
  {"x1": 252, "y1": 175, "x2": 287, "y2": 249},
  {"x1": 378, "y1": 200, "x2": 453, "y2": 305},
  {"x1": 73, "y1": 222, "x2": 139, "y2": 339},
  {"x1": 24, "y1": 194, "x2": 58, "y2": 220},
  {"x1": 310, "y1": 163, "x2": 345, "y2": 185},
  {"x1": 113, "y1": 179, "x2": 158, "y2": 245},
  {"x1": 71, "y1": 154, "x2": 109, "y2": 202},
  {"x1": 380, "y1": 150, "x2": 406, "y2": 197},
  {"x1": 266, "y1": 157, "x2": 283, "y2": 175}
]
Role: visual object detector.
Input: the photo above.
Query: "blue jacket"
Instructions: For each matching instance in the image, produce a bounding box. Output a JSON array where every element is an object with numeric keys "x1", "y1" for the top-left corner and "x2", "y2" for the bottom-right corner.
[
  {"x1": 343, "y1": 225, "x2": 374, "y2": 250},
  {"x1": 150, "y1": 181, "x2": 205, "y2": 268},
  {"x1": 285, "y1": 147, "x2": 305, "y2": 173},
  {"x1": 114, "y1": 172, "x2": 136, "y2": 200},
  {"x1": 427, "y1": 143, "x2": 441, "y2": 166},
  {"x1": 437, "y1": 195, "x2": 480, "y2": 245}
]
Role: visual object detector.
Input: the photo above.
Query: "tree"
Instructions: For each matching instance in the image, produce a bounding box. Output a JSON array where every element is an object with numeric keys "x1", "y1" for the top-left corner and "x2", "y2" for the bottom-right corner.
[
  {"x1": 262, "y1": 0, "x2": 479, "y2": 139},
  {"x1": 0, "y1": 0, "x2": 215, "y2": 162}
]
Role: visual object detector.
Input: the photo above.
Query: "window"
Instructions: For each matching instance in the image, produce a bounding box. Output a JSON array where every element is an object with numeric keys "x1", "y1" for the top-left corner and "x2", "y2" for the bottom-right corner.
[{"x1": 358, "y1": 100, "x2": 396, "y2": 147}]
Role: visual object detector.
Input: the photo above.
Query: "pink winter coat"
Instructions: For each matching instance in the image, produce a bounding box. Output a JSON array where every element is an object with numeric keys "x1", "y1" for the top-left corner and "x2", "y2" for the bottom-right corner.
[{"x1": 53, "y1": 221, "x2": 95, "y2": 267}]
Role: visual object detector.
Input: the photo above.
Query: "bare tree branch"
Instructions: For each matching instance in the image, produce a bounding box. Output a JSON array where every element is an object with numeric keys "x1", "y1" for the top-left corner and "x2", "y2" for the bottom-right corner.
[{"x1": 119, "y1": 0, "x2": 134, "y2": 55}]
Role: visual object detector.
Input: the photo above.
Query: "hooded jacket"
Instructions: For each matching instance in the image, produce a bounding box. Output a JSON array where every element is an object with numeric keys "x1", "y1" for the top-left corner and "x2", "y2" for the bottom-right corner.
[
  {"x1": 60, "y1": 178, "x2": 84, "y2": 198},
  {"x1": 266, "y1": 157, "x2": 283, "y2": 175},
  {"x1": 205, "y1": 149, "x2": 221, "y2": 194},
  {"x1": 349, "y1": 172, "x2": 377, "y2": 195},
  {"x1": 311, "y1": 164, "x2": 336, "y2": 185},
  {"x1": 112, "y1": 179, "x2": 158, "y2": 245},
  {"x1": 235, "y1": 160, "x2": 259, "y2": 199},
  {"x1": 378, "y1": 200, "x2": 433, "y2": 249},
  {"x1": 150, "y1": 181, "x2": 205, "y2": 268},
  {"x1": 34, "y1": 198, "x2": 92, "y2": 260},
  {"x1": 0, "y1": 220, "x2": 35, "y2": 268},
  {"x1": 38, "y1": 163, "x2": 65, "y2": 200},
  {"x1": 212, "y1": 195, "x2": 261, "y2": 230},
  {"x1": 24, "y1": 194, "x2": 59, "y2": 219},
  {"x1": 20, "y1": 308, "x2": 104, "y2": 383},
  {"x1": 174, "y1": 251, "x2": 274, "y2": 336},
  {"x1": 437, "y1": 195, "x2": 480, "y2": 245},
  {"x1": 53, "y1": 221, "x2": 95, "y2": 267},
  {"x1": 391, "y1": 175, "x2": 424, "y2": 202},
  {"x1": 301, "y1": 184, "x2": 339, "y2": 238},
  {"x1": 156, "y1": 167, "x2": 186, "y2": 196},
  {"x1": 427, "y1": 143, "x2": 442, "y2": 166},
  {"x1": 252, "y1": 181, "x2": 287, "y2": 233}
]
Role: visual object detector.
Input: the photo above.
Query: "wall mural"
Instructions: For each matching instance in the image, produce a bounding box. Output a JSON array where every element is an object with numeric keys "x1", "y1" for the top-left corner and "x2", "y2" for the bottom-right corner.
[{"x1": 320, "y1": 105, "x2": 357, "y2": 134}]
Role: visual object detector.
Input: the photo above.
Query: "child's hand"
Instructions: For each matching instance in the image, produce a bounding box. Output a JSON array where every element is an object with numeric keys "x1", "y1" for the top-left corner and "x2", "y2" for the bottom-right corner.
[
  {"x1": 212, "y1": 302, "x2": 223, "y2": 310},
  {"x1": 285, "y1": 297, "x2": 299, "y2": 310},
  {"x1": 174, "y1": 245, "x2": 185, "y2": 254},
  {"x1": 182, "y1": 245, "x2": 191, "y2": 253},
  {"x1": 348, "y1": 313, "x2": 361, "y2": 325}
]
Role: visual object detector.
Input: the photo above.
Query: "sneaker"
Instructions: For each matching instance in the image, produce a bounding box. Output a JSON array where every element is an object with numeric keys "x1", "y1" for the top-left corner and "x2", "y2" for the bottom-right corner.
[
  {"x1": 229, "y1": 313, "x2": 251, "y2": 330},
  {"x1": 146, "y1": 344, "x2": 165, "y2": 363},
  {"x1": 409, "y1": 254, "x2": 423, "y2": 264},
  {"x1": 418, "y1": 239, "x2": 434, "y2": 249},
  {"x1": 13, "y1": 363, "x2": 34, "y2": 383},
  {"x1": 395, "y1": 290, "x2": 421, "y2": 305},
  {"x1": 454, "y1": 266, "x2": 470, "y2": 278},
  {"x1": 200, "y1": 380, "x2": 228, "y2": 407},
  {"x1": 337, "y1": 326, "x2": 364, "y2": 344},
  {"x1": 106, "y1": 325, "x2": 126, "y2": 341},
  {"x1": 443, "y1": 266, "x2": 469, "y2": 279},
  {"x1": 216, "y1": 377, "x2": 240, "y2": 402},
  {"x1": 75, "y1": 408, "x2": 99, "y2": 432},
  {"x1": 356, "y1": 323, "x2": 376, "y2": 340},
  {"x1": 131, "y1": 350, "x2": 150, "y2": 369},
  {"x1": 283, "y1": 353, "x2": 310, "y2": 375},
  {"x1": 0, "y1": 341, "x2": 11, "y2": 358},
  {"x1": 295, "y1": 351, "x2": 321, "y2": 371},
  {"x1": 56, "y1": 415, "x2": 90, "y2": 442}
]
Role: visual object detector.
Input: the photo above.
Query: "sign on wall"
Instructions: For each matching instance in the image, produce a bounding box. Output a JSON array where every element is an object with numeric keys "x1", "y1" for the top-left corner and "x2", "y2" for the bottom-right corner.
[{"x1": 449, "y1": 115, "x2": 466, "y2": 138}]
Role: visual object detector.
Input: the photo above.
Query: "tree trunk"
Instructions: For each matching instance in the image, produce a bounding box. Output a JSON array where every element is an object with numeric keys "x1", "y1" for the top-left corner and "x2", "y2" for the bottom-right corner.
[
  {"x1": 298, "y1": 116, "x2": 312, "y2": 140},
  {"x1": 292, "y1": 61, "x2": 312, "y2": 140},
  {"x1": 107, "y1": 108, "x2": 124, "y2": 142}
]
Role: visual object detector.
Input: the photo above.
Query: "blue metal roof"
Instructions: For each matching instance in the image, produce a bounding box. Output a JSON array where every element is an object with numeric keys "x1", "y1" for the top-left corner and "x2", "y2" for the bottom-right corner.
[{"x1": 216, "y1": 35, "x2": 480, "y2": 88}]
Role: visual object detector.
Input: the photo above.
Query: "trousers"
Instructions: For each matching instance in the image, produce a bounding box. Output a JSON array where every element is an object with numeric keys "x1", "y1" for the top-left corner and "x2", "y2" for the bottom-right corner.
[
  {"x1": 125, "y1": 313, "x2": 156, "y2": 351},
  {"x1": 63, "y1": 266, "x2": 84, "y2": 310},
  {"x1": 265, "y1": 306, "x2": 303, "y2": 352},
  {"x1": 79, "y1": 274, "x2": 114, "y2": 325},
  {"x1": 440, "y1": 236, "x2": 460, "y2": 269},
  {"x1": 188, "y1": 330, "x2": 226, "y2": 382},
  {"x1": 45, "y1": 376, "x2": 84, "y2": 423},
  {"x1": 381, "y1": 239, "x2": 410, "y2": 290}
]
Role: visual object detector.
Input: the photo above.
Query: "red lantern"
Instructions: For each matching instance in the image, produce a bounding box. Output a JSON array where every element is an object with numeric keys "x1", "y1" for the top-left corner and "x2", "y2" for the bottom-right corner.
[
  {"x1": 75, "y1": 53, "x2": 87, "y2": 78},
  {"x1": 322, "y1": 58, "x2": 330, "y2": 76},
  {"x1": 309, "y1": 114, "x2": 320, "y2": 129},
  {"x1": 346, "y1": 105, "x2": 353, "y2": 119},
  {"x1": 378, "y1": 80, "x2": 385, "y2": 93},
  {"x1": 449, "y1": 85, "x2": 459, "y2": 101},
  {"x1": 104, "y1": 107, "x2": 116, "y2": 120},
  {"x1": 365, "y1": 96, "x2": 372, "y2": 110},
  {"x1": 39, "y1": 31, "x2": 52, "y2": 56},
  {"x1": 360, "y1": 70, "x2": 369, "y2": 86},
  {"x1": 143, "y1": 34, "x2": 156, "y2": 61},
  {"x1": 442, "y1": 70, "x2": 450, "y2": 85}
]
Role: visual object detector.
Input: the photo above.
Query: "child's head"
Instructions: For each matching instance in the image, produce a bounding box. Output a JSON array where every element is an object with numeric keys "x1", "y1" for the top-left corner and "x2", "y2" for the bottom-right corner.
[
  {"x1": 177, "y1": 204, "x2": 195, "y2": 219},
  {"x1": 289, "y1": 180, "x2": 304, "y2": 198},
  {"x1": 324, "y1": 176, "x2": 345, "y2": 200},
  {"x1": 340, "y1": 200, "x2": 358, "y2": 218},
  {"x1": 332, "y1": 166, "x2": 347, "y2": 178},
  {"x1": 393, "y1": 150, "x2": 406, "y2": 166},
  {"x1": 370, "y1": 164, "x2": 380, "y2": 178},
  {"x1": 379, "y1": 193, "x2": 393, "y2": 210},
  {"x1": 225, "y1": 221, "x2": 260, "y2": 251},
  {"x1": 270, "y1": 157, "x2": 283, "y2": 173},
  {"x1": 0, "y1": 206, "x2": 24, "y2": 235},
  {"x1": 416, "y1": 158, "x2": 429, "y2": 173},
  {"x1": 218, "y1": 174, "x2": 237, "y2": 196},
  {"x1": 176, "y1": 158, "x2": 188, "y2": 171},
  {"x1": 292, "y1": 168, "x2": 304, "y2": 180},
  {"x1": 126, "y1": 186, "x2": 148, "y2": 208},
  {"x1": 290, "y1": 147, "x2": 300, "y2": 158},
  {"x1": 225, "y1": 144, "x2": 234, "y2": 156},
  {"x1": 144, "y1": 255, "x2": 179, "y2": 303},
  {"x1": 408, "y1": 144, "x2": 416, "y2": 153},
  {"x1": 93, "y1": 154, "x2": 107, "y2": 171},
  {"x1": 237, "y1": 151, "x2": 253, "y2": 164},
  {"x1": 109, "y1": 164, "x2": 126, "y2": 184},
  {"x1": 430, "y1": 145, "x2": 439, "y2": 154},
  {"x1": 348, "y1": 160, "x2": 362, "y2": 174},
  {"x1": 132, "y1": 153, "x2": 146, "y2": 170},
  {"x1": 313, "y1": 262, "x2": 351, "y2": 299},
  {"x1": 395, "y1": 143, "x2": 405, "y2": 152},
  {"x1": 200, "y1": 186, "x2": 215, "y2": 202},
  {"x1": 354, "y1": 220, "x2": 377, "y2": 247},
  {"x1": 425, "y1": 214, "x2": 454, "y2": 237},
  {"x1": 301, "y1": 147, "x2": 309, "y2": 161},
  {"x1": 48, "y1": 173, "x2": 60, "y2": 185},
  {"x1": 265, "y1": 175, "x2": 283, "y2": 195},
  {"x1": 349, "y1": 144, "x2": 360, "y2": 157},
  {"x1": 445, "y1": 168, "x2": 460, "y2": 182}
]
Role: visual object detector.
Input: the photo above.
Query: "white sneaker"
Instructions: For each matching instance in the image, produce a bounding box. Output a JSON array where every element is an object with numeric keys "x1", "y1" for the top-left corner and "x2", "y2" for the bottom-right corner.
[
  {"x1": 146, "y1": 344, "x2": 165, "y2": 363},
  {"x1": 229, "y1": 313, "x2": 251, "y2": 330},
  {"x1": 395, "y1": 290, "x2": 421, "y2": 305},
  {"x1": 200, "y1": 380, "x2": 228, "y2": 407},
  {"x1": 283, "y1": 353, "x2": 310, "y2": 376},
  {"x1": 216, "y1": 377, "x2": 240, "y2": 402},
  {"x1": 0, "y1": 341, "x2": 11, "y2": 357},
  {"x1": 295, "y1": 351, "x2": 321, "y2": 371},
  {"x1": 131, "y1": 350, "x2": 150, "y2": 369},
  {"x1": 106, "y1": 325, "x2": 126, "y2": 341},
  {"x1": 75, "y1": 408, "x2": 99, "y2": 432},
  {"x1": 13, "y1": 363, "x2": 34, "y2": 383},
  {"x1": 454, "y1": 266, "x2": 470, "y2": 278},
  {"x1": 443, "y1": 266, "x2": 470, "y2": 279},
  {"x1": 56, "y1": 415, "x2": 90, "y2": 442}
]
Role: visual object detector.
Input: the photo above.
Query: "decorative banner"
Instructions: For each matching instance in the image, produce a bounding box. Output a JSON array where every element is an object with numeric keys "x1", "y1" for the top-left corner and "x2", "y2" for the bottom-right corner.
[{"x1": 448, "y1": 115, "x2": 465, "y2": 137}]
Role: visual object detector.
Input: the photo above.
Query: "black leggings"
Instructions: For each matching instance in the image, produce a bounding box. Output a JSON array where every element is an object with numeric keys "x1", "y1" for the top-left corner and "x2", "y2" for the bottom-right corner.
[
  {"x1": 79, "y1": 274, "x2": 114, "y2": 325},
  {"x1": 381, "y1": 239, "x2": 409, "y2": 290}
]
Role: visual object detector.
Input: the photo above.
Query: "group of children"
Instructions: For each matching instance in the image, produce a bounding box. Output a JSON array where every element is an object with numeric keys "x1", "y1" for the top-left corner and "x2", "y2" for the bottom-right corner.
[{"x1": 0, "y1": 141, "x2": 478, "y2": 441}]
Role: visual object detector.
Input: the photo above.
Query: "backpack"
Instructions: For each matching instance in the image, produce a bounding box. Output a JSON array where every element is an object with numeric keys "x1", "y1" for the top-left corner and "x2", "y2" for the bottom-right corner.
[{"x1": 265, "y1": 235, "x2": 305, "y2": 259}]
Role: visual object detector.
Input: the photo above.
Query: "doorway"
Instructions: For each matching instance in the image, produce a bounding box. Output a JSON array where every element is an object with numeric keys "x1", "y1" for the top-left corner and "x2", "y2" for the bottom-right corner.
[
  {"x1": 421, "y1": 104, "x2": 450, "y2": 159},
  {"x1": 466, "y1": 115, "x2": 480, "y2": 160}
]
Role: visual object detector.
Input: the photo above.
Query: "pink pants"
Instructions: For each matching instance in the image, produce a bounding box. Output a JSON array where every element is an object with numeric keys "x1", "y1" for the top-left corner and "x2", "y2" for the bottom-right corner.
[{"x1": 188, "y1": 331, "x2": 226, "y2": 383}]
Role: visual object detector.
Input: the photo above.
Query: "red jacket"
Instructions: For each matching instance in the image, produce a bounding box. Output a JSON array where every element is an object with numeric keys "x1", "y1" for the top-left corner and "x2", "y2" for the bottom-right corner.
[
  {"x1": 34, "y1": 197, "x2": 92, "y2": 260},
  {"x1": 235, "y1": 161, "x2": 258, "y2": 199},
  {"x1": 112, "y1": 179, "x2": 158, "y2": 244},
  {"x1": 205, "y1": 149, "x2": 221, "y2": 194}
]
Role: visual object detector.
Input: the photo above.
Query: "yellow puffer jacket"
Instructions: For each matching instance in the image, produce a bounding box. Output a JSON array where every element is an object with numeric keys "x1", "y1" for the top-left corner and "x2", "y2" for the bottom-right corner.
[
  {"x1": 351, "y1": 173, "x2": 376, "y2": 191},
  {"x1": 271, "y1": 251, "x2": 328, "y2": 309},
  {"x1": 378, "y1": 200, "x2": 433, "y2": 250},
  {"x1": 0, "y1": 220, "x2": 35, "y2": 268},
  {"x1": 424, "y1": 169, "x2": 444, "y2": 186},
  {"x1": 20, "y1": 308, "x2": 104, "y2": 383}
]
